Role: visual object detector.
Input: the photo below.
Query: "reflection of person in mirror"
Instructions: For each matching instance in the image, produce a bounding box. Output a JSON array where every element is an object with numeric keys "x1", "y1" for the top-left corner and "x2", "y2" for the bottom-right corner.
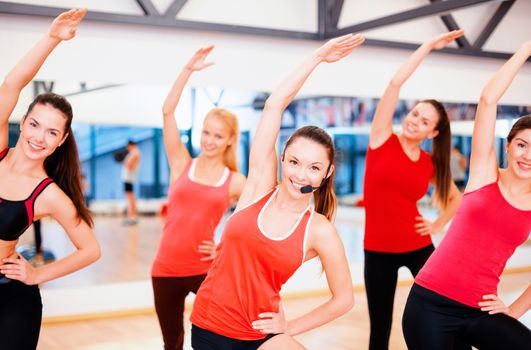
[
  {"x1": 0, "y1": 9, "x2": 100, "y2": 350},
  {"x1": 122, "y1": 140, "x2": 141, "y2": 225},
  {"x1": 81, "y1": 173, "x2": 91, "y2": 207},
  {"x1": 150, "y1": 46, "x2": 246, "y2": 350},
  {"x1": 451, "y1": 145, "x2": 468, "y2": 191}
]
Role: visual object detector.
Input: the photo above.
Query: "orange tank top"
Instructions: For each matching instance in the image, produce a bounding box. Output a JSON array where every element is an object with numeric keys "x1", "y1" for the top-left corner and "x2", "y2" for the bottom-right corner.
[
  {"x1": 190, "y1": 188, "x2": 314, "y2": 340},
  {"x1": 151, "y1": 159, "x2": 232, "y2": 277}
]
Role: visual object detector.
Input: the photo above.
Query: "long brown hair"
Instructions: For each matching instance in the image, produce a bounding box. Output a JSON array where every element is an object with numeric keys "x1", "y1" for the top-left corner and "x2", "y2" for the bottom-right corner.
[
  {"x1": 507, "y1": 115, "x2": 531, "y2": 143},
  {"x1": 205, "y1": 108, "x2": 239, "y2": 172},
  {"x1": 25, "y1": 93, "x2": 93, "y2": 227},
  {"x1": 422, "y1": 99, "x2": 452, "y2": 208},
  {"x1": 284, "y1": 125, "x2": 337, "y2": 221}
]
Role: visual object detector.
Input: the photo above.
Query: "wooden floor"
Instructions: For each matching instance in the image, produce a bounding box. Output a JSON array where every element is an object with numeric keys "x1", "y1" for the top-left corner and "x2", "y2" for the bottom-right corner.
[
  {"x1": 18, "y1": 213, "x2": 529, "y2": 349},
  {"x1": 38, "y1": 272, "x2": 530, "y2": 350}
]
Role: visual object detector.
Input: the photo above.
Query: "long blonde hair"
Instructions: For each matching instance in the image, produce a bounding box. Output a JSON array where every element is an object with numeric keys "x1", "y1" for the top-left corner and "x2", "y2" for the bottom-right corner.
[{"x1": 204, "y1": 108, "x2": 239, "y2": 172}]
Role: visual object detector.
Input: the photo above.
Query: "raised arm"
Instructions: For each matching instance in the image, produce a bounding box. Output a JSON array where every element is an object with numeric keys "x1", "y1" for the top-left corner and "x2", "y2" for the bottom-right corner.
[
  {"x1": 467, "y1": 41, "x2": 531, "y2": 192},
  {"x1": 241, "y1": 34, "x2": 364, "y2": 204},
  {"x1": 162, "y1": 46, "x2": 214, "y2": 177},
  {"x1": 0, "y1": 8, "x2": 87, "y2": 150},
  {"x1": 369, "y1": 30, "x2": 464, "y2": 149}
]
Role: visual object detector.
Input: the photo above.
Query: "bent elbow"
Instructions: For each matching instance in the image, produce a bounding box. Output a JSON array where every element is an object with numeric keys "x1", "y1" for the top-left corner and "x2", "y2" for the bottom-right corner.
[
  {"x1": 89, "y1": 244, "x2": 102, "y2": 264},
  {"x1": 334, "y1": 293, "x2": 355, "y2": 316},
  {"x1": 344, "y1": 293, "x2": 355, "y2": 313}
]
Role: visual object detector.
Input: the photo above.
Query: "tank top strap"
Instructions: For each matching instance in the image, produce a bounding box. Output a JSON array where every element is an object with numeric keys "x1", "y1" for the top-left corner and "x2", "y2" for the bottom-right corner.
[
  {"x1": 24, "y1": 177, "x2": 54, "y2": 226},
  {"x1": 299, "y1": 207, "x2": 314, "y2": 263},
  {"x1": 0, "y1": 148, "x2": 8, "y2": 162},
  {"x1": 27, "y1": 177, "x2": 54, "y2": 202},
  {"x1": 217, "y1": 168, "x2": 233, "y2": 188},
  {"x1": 176, "y1": 158, "x2": 194, "y2": 182}
]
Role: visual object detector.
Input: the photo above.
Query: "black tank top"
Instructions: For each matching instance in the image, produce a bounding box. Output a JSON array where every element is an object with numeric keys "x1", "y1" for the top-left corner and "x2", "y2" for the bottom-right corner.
[{"x1": 0, "y1": 148, "x2": 54, "y2": 241}]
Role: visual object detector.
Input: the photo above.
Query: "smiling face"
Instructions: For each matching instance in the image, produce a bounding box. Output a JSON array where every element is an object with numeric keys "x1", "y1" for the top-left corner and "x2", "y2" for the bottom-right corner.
[
  {"x1": 19, "y1": 103, "x2": 68, "y2": 160},
  {"x1": 281, "y1": 137, "x2": 334, "y2": 198},
  {"x1": 402, "y1": 102, "x2": 440, "y2": 142},
  {"x1": 506, "y1": 129, "x2": 531, "y2": 180},
  {"x1": 200, "y1": 114, "x2": 234, "y2": 159}
]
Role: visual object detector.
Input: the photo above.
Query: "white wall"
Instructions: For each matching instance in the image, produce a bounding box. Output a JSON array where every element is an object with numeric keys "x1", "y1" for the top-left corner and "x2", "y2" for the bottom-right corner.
[{"x1": 0, "y1": 10, "x2": 530, "y2": 127}]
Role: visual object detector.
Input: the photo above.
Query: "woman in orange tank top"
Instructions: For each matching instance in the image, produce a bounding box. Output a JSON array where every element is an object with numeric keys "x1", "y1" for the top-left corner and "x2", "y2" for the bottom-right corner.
[
  {"x1": 190, "y1": 34, "x2": 365, "y2": 350},
  {"x1": 151, "y1": 46, "x2": 246, "y2": 350}
]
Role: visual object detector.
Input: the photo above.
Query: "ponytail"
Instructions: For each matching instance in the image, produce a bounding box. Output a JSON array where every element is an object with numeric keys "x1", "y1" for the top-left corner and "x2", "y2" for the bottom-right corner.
[
  {"x1": 314, "y1": 171, "x2": 337, "y2": 221},
  {"x1": 423, "y1": 99, "x2": 452, "y2": 208}
]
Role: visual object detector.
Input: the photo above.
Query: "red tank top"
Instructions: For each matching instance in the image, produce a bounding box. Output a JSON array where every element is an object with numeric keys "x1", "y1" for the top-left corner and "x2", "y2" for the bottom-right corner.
[
  {"x1": 416, "y1": 181, "x2": 531, "y2": 307},
  {"x1": 190, "y1": 188, "x2": 313, "y2": 340},
  {"x1": 151, "y1": 159, "x2": 232, "y2": 277},
  {"x1": 363, "y1": 134, "x2": 434, "y2": 252}
]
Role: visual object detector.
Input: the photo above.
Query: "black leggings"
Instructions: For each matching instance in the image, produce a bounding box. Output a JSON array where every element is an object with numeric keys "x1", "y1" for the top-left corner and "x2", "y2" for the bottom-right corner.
[
  {"x1": 364, "y1": 244, "x2": 434, "y2": 350},
  {"x1": 403, "y1": 284, "x2": 531, "y2": 350},
  {"x1": 191, "y1": 325, "x2": 278, "y2": 350},
  {"x1": 0, "y1": 280, "x2": 42, "y2": 350},
  {"x1": 152, "y1": 275, "x2": 207, "y2": 350}
]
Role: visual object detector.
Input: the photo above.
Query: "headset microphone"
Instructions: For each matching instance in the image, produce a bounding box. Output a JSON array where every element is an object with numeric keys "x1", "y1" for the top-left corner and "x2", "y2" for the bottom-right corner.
[{"x1": 300, "y1": 185, "x2": 319, "y2": 194}]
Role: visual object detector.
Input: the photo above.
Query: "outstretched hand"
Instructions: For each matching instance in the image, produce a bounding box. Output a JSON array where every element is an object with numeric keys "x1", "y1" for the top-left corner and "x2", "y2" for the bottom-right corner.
[
  {"x1": 186, "y1": 45, "x2": 215, "y2": 72},
  {"x1": 316, "y1": 33, "x2": 365, "y2": 63},
  {"x1": 48, "y1": 8, "x2": 87, "y2": 41},
  {"x1": 428, "y1": 29, "x2": 464, "y2": 50}
]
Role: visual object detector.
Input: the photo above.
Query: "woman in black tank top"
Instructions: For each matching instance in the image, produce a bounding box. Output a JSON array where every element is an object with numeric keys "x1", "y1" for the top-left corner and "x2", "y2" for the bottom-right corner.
[{"x1": 0, "y1": 9, "x2": 100, "y2": 350}]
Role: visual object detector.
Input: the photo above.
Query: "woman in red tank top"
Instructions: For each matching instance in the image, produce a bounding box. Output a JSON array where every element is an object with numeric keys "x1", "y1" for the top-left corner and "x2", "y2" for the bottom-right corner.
[
  {"x1": 363, "y1": 30, "x2": 464, "y2": 350},
  {"x1": 190, "y1": 34, "x2": 365, "y2": 350},
  {"x1": 403, "y1": 42, "x2": 531, "y2": 350},
  {"x1": 151, "y1": 47, "x2": 246, "y2": 350},
  {"x1": 0, "y1": 9, "x2": 101, "y2": 350}
]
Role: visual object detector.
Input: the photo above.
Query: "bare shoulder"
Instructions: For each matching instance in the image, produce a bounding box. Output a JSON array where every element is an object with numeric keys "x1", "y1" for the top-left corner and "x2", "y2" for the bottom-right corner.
[
  {"x1": 37, "y1": 182, "x2": 75, "y2": 215},
  {"x1": 306, "y1": 211, "x2": 343, "y2": 258},
  {"x1": 309, "y1": 212, "x2": 337, "y2": 240}
]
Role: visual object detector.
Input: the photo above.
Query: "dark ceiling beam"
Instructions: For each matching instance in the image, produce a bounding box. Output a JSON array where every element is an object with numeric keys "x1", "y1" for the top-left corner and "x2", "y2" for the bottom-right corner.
[
  {"x1": 429, "y1": 0, "x2": 471, "y2": 48},
  {"x1": 330, "y1": 0, "x2": 498, "y2": 36},
  {"x1": 327, "y1": 0, "x2": 344, "y2": 30},
  {"x1": 364, "y1": 38, "x2": 514, "y2": 60},
  {"x1": 0, "y1": 1, "x2": 524, "y2": 61},
  {"x1": 163, "y1": 0, "x2": 188, "y2": 18},
  {"x1": 135, "y1": 0, "x2": 158, "y2": 16},
  {"x1": 473, "y1": 0, "x2": 515, "y2": 49},
  {"x1": 319, "y1": 0, "x2": 345, "y2": 39},
  {"x1": 318, "y1": 0, "x2": 326, "y2": 39},
  {"x1": 0, "y1": 2, "x2": 317, "y2": 40}
]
